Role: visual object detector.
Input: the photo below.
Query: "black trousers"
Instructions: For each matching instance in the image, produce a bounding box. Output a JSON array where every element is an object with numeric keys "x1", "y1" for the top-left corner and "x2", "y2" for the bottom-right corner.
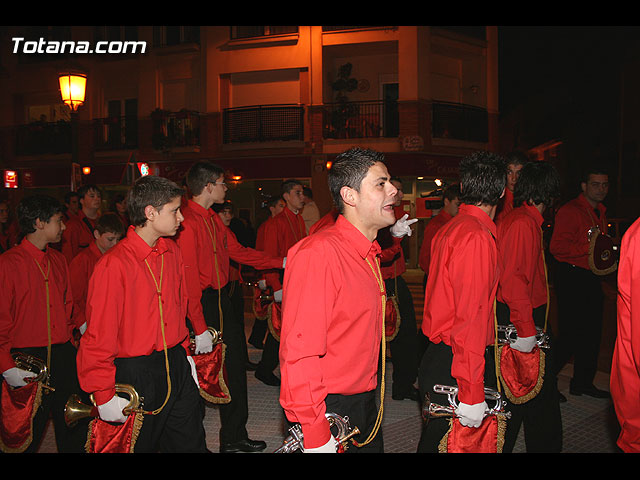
[
  {"x1": 417, "y1": 341, "x2": 498, "y2": 453},
  {"x1": 325, "y1": 390, "x2": 384, "y2": 453},
  {"x1": 256, "y1": 330, "x2": 279, "y2": 377},
  {"x1": 228, "y1": 280, "x2": 250, "y2": 363},
  {"x1": 2, "y1": 342, "x2": 90, "y2": 453},
  {"x1": 495, "y1": 302, "x2": 563, "y2": 453},
  {"x1": 552, "y1": 261, "x2": 605, "y2": 388},
  {"x1": 385, "y1": 275, "x2": 419, "y2": 397},
  {"x1": 200, "y1": 286, "x2": 249, "y2": 444},
  {"x1": 113, "y1": 343, "x2": 207, "y2": 453}
]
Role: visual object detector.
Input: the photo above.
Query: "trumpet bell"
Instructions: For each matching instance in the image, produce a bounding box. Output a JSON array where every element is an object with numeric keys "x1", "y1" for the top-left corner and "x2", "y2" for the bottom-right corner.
[{"x1": 63, "y1": 384, "x2": 143, "y2": 428}]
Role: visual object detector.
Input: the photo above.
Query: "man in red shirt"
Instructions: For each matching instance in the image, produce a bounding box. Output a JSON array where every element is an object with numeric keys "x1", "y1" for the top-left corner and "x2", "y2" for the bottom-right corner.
[
  {"x1": 254, "y1": 179, "x2": 307, "y2": 387},
  {"x1": 550, "y1": 165, "x2": 611, "y2": 399},
  {"x1": 417, "y1": 151, "x2": 506, "y2": 453},
  {"x1": 496, "y1": 161, "x2": 563, "y2": 452},
  {"x1": 0, "y1": 195, "x2": 89, "y2": 452},
  {"x1": 176, "y1": 161, "x2": 285, "y2": 453},
  {"x1": 418, "y1": 183, "x2": 461, "y2": 291},
  {"x1": 77, "y1": 176, "x2": 207, "y2": 453},
  {"x1": 611, "y1": 216, "x2": 640, "y2": 452},
  {"x1": 69, "y1": 213, "x2": 125, "y2": 336},
  {"x1": 61, "y1": 184, "x2": 102, "y2": 263},
  {"x1": 280, "y1": 147, "x2": 412, "y2": 453},
  {"x1": 495, "y1": 151, "x2": 527, "y2": 224}
]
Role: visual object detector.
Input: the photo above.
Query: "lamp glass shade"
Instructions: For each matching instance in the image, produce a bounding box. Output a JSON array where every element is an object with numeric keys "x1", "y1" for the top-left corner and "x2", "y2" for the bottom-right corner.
[{"x1": 59, "y1": 73, "x2": 87, "y2": 111}]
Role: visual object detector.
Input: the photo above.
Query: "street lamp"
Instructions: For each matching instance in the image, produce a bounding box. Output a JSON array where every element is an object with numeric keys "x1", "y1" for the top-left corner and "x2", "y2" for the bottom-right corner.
[{"x1": 58, "y1": 70, "x2": 87, "y2": 190}]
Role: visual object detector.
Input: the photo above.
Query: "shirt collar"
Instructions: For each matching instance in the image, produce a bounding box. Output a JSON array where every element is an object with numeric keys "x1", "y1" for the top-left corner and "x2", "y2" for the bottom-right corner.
[
  {"x1": 20, "y1": 237, "x2": 48, "y2": 264},
  {"x1": 459, "y1": 204, "x2": 497, "y2": 238},
  {"x1": 519, "y1": 202, "x2": 544, "y2": 226},
  {"x1": 577, "y1": 192, "x2": 606, "y2": 215},
  {"x1": 126, "y1": 225, "x2": 168, "y2": 261},
  {"x1": 187, "y1": 199, "x2": 214, "y2": 219},
  {"x1": 335, "y1": 214, "x2": 381, "y2": 260}
]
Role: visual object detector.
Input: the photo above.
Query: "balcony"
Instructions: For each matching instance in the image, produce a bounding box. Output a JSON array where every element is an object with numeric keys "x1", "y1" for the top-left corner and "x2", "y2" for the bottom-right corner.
[
  {"x1": 151, "y1": 109, "x2": 200, "y2": 150},
  {"x1": 93, "y1": 115, "x2": 138, "y2": 151},
  {"x1": 222, "y1": 104, "x2": 304, "y2": 144},
  {"x1": 15, "y1": 120, "x2": 71, "y2": 155},
  {"x1": 323, "y1": 100, "x2": 398, "y2": 139},
  {"x1": 432, "y1": 101, "x2": 488, "y2": 143}
]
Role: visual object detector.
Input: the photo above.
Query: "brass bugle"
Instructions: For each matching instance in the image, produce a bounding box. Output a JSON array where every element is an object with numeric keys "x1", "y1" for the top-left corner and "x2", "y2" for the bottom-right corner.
[
  {"x1": 64, "y1": 383, "x2": 143, "y2": 428},
  {"x1": 496, "y1": 324, "x2": 550, "y2": 349},
  {"x1": 274, "y1": 412, "x2": 361, "y2": 453},
  {"x1": 421, "y1": 384, "x2": 511, "y2": 424},
  {"x1": 189, "y1": 327, "x2": 223, "y2": 349},
  {"x1": 11, "y1": 352, "x2": 55, "y2": 393}
]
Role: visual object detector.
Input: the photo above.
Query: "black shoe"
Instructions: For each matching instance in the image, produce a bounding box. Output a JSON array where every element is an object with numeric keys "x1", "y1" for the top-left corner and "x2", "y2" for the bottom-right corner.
[
  {"x1": 245, "y1": 360, "x2": 258, "y2": 371},
  {"x1": 255, "y1": 370, "x2": 281, "y2": 386},
  {"x1": 220, "y1": 438, "x2": 267, "y2": 453},
  {"x1": 248, "y1": 338, "x2": 264, "y2": 350},
  {"x1": 569, "y1": 384, "x2": 611, "y2": 399},
  {"x1": 558, "y1": 391, "x2": 567, "y2": 403},
  {"x1": 392, "y1": 387, "x2": 420, "y2": 401}
]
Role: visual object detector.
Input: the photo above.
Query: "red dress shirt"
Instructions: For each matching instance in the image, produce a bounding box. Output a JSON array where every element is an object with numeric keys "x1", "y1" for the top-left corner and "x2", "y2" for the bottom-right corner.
[
  {"x1": 611, "y1": 217, "x2": 640, "y2": 452},
  {"x1": 279, "y1": 215, "x2": 384, "y2": 448},
  {"x1": 418, "y1": 210, "x2": 452, "y2": 274},
  {"x1": 0, "y1": 238, "x2": 74, "y2": 372},
  {"x1": 61, "y1": 211, "x2": 99, "y2": 262},
  {"x1": 69, "y1": 241, "x2": 103, "y2": 329},
  {"x1": 497, "y1": 203, "x2": 548, "y2": 338},
  {"x1": 261, "y1": 207, "x2": 307, "y2": 290},
  {"x1": 495, "y1": 188, "x2": 514, "y2": 224},
  {"x1": 76, "y1": 226, "x2": 191, "y2": 406},
  {"x1": 175, "y1": 200, "x2": 284, "y2": 335},
  {"x1": 422, "y1": 204, "x2": 500, "y2": 404},
  {"x1": 308, "y1": 209, "x2": 338, "y2": 235},
  {"x1": 550, "y1": 193, "x2": 608, "y2": 270}
]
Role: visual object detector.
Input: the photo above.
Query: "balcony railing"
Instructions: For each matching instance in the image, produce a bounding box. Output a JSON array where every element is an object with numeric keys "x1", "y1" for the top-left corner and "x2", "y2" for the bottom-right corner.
[
  {"x1": 151, "y1": 109, "x2": 200, "y2": 150},
  {"x1": 93, "y1": 115, "x2": 138, "y2": 151},
  {"x1": 432, "y1": 101, "x2": 488, "y2": 143},
  {"x1": 223, "y1": 104, "x2": 304, "y2": 144},
  {"x1": 15, "y1": 121, "x2": 71, "y2": 155},
  {"x1": 323, "y1": 100, "x2": 398, "y2": 139}
]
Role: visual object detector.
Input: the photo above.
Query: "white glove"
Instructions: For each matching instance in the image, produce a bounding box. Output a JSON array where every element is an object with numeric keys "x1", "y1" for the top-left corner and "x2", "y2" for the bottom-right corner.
[
  {"x1": 455, "y1": 401, "x2": 488, "y2": 428},
  {"x1": 390, "y1": 214, "x2": 418, "y2": 238},
  {"x1": 2, "y1": 367, "x2": 37, "y2": 388},
  {"x1": 194, "y1": 329, "x2": 214, "y2": 354},
  {"x1": 258, "y1": 279, "x2": 267, "y2": 291},
  {"x1": 303, "y1": 436, "x2": 337, "y2": 453},
  {"x1": 510, "y1": 335, "x2": 537, "y2": 353},
  {"x1": 274, "y1": 289, "x2": 283, "y2": 303},
  {"x1": 97, "y1": 394, "x2": 130, "y2": 423},
  {"x1": 187, "y1": 355, "x2": 199, "y2": 386},
  {"x1": 79, "y1": 322, "x2": 87, "y2": 335},
  {"x1": 283, "y1": 257, "x2": 287, "y2": 268}
]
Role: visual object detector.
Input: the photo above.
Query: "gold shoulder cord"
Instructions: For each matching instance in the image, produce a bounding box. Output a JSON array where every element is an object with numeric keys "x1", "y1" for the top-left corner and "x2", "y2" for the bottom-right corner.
[
  {"x1": 143, "y1": 254, "x2": 171, "y2": 415},
  {"x1": 32, "y1": 258, "x2": 54, "y2": 393},
  {"x1": 202, "y1": 216, "x2": 224, "y2": 332},
  {"x1": 284, "y1": 210, "x2": 304, "y2": 242},
  {"x1": 352, "y1": 256, "x2": 386, "y2": 448}
]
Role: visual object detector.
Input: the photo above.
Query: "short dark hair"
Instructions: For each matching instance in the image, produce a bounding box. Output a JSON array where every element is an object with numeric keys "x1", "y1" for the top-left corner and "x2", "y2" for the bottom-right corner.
[
  {"x1": 581, "y1": 163, "x2": 609, "y2": 183},
  {"x1": 64, "y1": 191, "x2": 79, "y2": 204},
  {"x1": 16, "y1": 194, "x2": 64, "y2": 237},
  {"x1": 265, "y1": 196, "x2": 284, "y2": 209},
  {"x1": 443, "y1": 183, "x2": 461, "y2": 202},
  {"x1": 127, "y1": 176, "x2": 185, "y2": 227},
  {"x1": 505, "y1": 150, "x2": 529, "y2": 167},
  {"x1": 95, "y1": 212, "x2": 125, "y2": 236},
  {"x1": 328, "y1": 147, "x2": 386, "y2": 214},
  {"x1": 77, "y1": 184, "x2": 101, "y2": 200},
  {"x1": 459, "y1": 151, "x2": 507, "y2": 207},
  {"x1": 281, "y1": 179, "x2": 302, "y2": 196},
  {"x1": 302, "y1": 186, "x2": 313, "y2": 199},
  {"x1": 513, "y1": 161, "x2": 560, "y2": 208},
  {"x1": 186, "y1": 161, "x2": 225, "y2": 196}
]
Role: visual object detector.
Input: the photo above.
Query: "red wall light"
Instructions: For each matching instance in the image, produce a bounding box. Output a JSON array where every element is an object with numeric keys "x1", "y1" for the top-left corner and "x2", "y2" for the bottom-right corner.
[{"x1": 4, "y1": 170, "x2": 18, "y2": 189}]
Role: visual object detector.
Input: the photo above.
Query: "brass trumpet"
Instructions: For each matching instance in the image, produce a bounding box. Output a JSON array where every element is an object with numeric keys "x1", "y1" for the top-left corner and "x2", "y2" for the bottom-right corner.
[
  {"x1": 496, "y1": 324, "x2": 550, "y2": 349},
  {"x1": 274, "y1": 412, "x2": 361, "y2": 453},
  {"x1": 189, "y1": 326, "x2": 223, "y2": 349},
  {"x1": 64, "y1": 384, "x2": 143, "y2": 428},
  {"x1": 421, "y1": 384, "x2": 511, "y2": 424},
  {"x1": 11, "y1": 352, "x2": 55, "y2": 393}
]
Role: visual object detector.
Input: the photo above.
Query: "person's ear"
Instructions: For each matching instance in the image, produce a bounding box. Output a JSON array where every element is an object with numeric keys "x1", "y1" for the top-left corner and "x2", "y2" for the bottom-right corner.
[{"x1": 340, "y1": 186, "x2": 357, "y2": 209}]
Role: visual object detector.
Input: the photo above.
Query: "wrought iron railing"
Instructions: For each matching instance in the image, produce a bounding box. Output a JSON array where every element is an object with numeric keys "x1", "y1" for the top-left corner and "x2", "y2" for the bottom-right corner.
[
  {"x1": 223, "y1": 104, "x2": 304, "y2": 144},
  {"x1": 322, "y1": 100, "x2": 398, "y2": 139},
  {"x1": 432, "y1": 101, "x2": 488, "y2": 143},
  {"x1": 151, "y1": 109, "x2": 200, "y2": 150}
]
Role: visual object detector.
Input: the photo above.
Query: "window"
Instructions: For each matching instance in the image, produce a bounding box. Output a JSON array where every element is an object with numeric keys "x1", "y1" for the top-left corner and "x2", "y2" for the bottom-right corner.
[{"x1": 230, "y1": 26, "x2": 298, "y2": 40}]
